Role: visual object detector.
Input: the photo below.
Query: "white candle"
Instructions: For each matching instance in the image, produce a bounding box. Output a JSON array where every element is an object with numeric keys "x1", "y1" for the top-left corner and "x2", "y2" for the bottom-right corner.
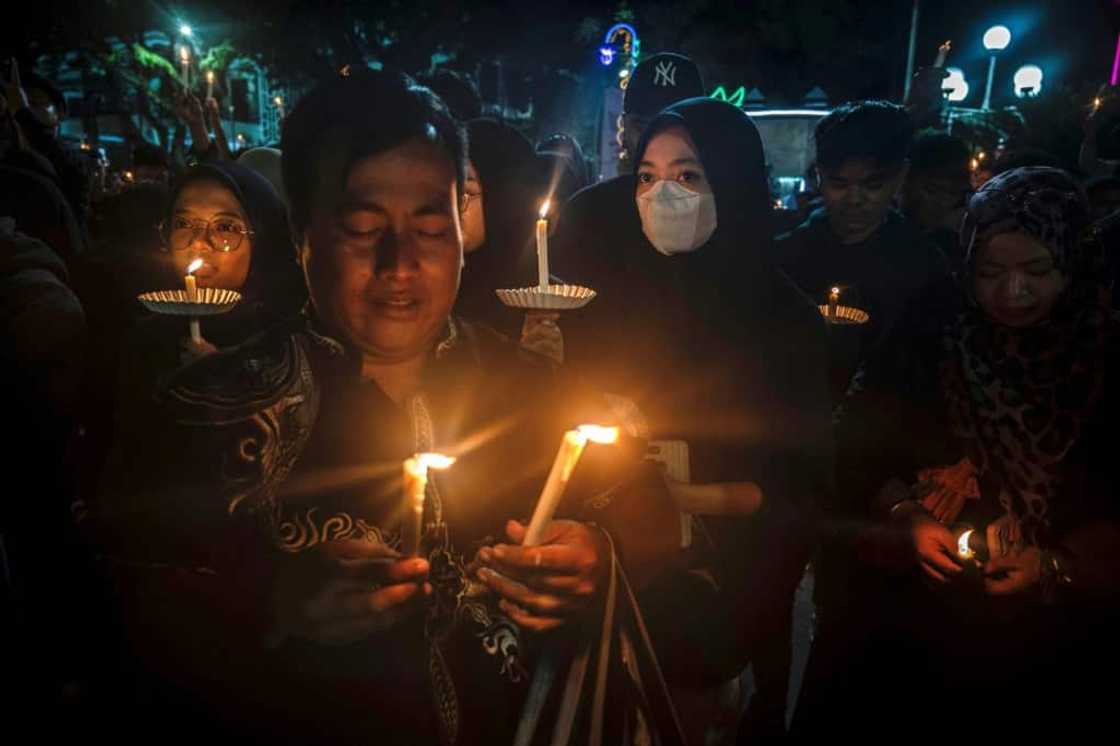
[
  {"x1": 524, "y1": 425, "x2": 619, "y2": 546},
  {"x1": 401, "y1": 453, "x2": 456, "y2": 556},
  {"x1": 180, "y1": 47, "x2": 190, "y2": 89},
  {"x1": 536, "y1": 200, "x2": 550, "y2": 290},
  {"x1": 206, "y1": 70, "x2": 214, "y2": 100},
  {"x1": 934, "y1": 40, "x2": 951, "y2": 68},
  {"x1": 827, "y1": 286, "x2": 840, "y2": 319},
  {"x1": 185, "y1": 258, "x2": 202, "y2": 343},
  {"x1": 274, "y1": 95, "x2": 285, "y2": 121}
]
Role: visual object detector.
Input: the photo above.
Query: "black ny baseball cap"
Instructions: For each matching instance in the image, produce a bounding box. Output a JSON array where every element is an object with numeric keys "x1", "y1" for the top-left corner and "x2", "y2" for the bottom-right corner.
[{"x1": 623, "y1": 52, "x2": 705, "y2": 116}]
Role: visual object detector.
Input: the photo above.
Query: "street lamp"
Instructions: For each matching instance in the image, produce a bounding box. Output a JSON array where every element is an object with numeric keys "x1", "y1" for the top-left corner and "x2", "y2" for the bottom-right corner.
[
  {"x1": 1013, "y1": 65, "x2": 1043, "y2": 98},
  {"x1": 982, "y1": 25, "x2": 1011, "y2": 110},
  {"x1": 942, "y1": 67, "x2": 970, "y2": 102}
]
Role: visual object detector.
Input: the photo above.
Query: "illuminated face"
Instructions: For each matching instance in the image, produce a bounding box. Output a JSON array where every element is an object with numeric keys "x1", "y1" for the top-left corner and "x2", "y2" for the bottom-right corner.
[
  {"x1": 818, "y1": 158, "x2": 907, "y2": 244},
  {"x1": 302, "y1": 139, "x2": 462, "y2": 364},
  {"x1": 635, "y1": 125, "x2": 711, "y2": 197},
  {"x1": 460, "y1": 160, "x2": 485, "y2": 254},
  {"x1": 972, "y1": 231, "x2": 1067, "y2": 328},
  {"x1": 168, "y1": 179, "x2": 253, "y2": 290}
]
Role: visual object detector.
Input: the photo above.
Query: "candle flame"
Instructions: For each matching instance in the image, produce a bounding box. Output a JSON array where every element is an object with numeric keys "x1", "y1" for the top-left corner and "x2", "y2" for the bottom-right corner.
[
  {"x1": 576, "y1": 424, "x2": 620, "y2": 445},
  {"x1": 1094, "y1": 97, "x2": 1102, "y2": 111},
  {"x1": 186, "y1": 258, "x2": 203, "y2": 275},
  {"x1": 405, "y1": 452, "x2": 456, "y2": 478},
  {"x1": 830, "y1": 286, "x2": 841, "y2": 297},
  {"x1": 939, "y1": 40, "x2": 952, "y2": 52},
  {"x1": 180, "y1": 47, "x2": 190, "y2": 62},
  {"x1": 958, "y1": 529, "x2": 975, "y2": 560},
  {"x1": 274, "y1": 95, "x2": 284, "y2": 106},
  {"x1": 539, "y1": 200, "x2": 551, "y2": 219},
  {"x1": 207, "y1": 70, "x2": 214, "y2": 82}
]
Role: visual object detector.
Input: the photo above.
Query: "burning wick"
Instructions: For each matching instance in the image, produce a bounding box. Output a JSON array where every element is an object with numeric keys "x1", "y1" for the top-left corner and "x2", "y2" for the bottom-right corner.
[
  {"x1": 934, "y1": 40, "x2": 952, "y2": 68},
  {"x1": 184, "y1": 258, "x2": 204, "y2": 343},
  {"x1": 536, "y1": 200, "x2": 551, "y2": 290},
  {"x1": 957, "y1": 529, "x2": 976, "y2": 561},
  {"x1": 524, "y1": 425, "x2": 620, "y2": 546},
  {"x1": 401, "y1": 453, "x2": 456, "y2": 556},
  {"x1": 827, "y1": 286, "x2": 841, "y2": 319}
]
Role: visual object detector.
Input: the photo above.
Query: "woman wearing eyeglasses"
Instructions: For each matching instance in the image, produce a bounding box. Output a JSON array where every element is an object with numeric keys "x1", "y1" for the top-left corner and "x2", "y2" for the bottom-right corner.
[
  {"x1": 160, "y1": 162, "x2": 306, "y2": 352},
  {"x1": 103, "y1": 163, "x2": 305, "y2": 486}
]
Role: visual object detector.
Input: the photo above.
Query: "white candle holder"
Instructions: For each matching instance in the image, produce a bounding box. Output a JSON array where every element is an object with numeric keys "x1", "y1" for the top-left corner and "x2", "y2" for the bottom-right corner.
[
  {"x1": 495, "y1": 284, "x2": 597, "y2": 311},
  {"x1": 138, "y1": 288, "x2": 242, "y2": 343},
  {"x1": 817, "y1": 304, "x2": 870, "y2": 326}
]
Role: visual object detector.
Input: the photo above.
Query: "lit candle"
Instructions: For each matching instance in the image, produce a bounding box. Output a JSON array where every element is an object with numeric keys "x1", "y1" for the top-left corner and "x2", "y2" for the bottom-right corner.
[
  {"x1": 536, "y1": 200, "x2": 551, "y2": 290},
  {"x1": 957, "y1": 529, "x2": 975, "y2": 562},
  {"x1": 524, "y1": 425, "x2": 619, "y2": 546},
  {"x1": 1093, "y1": 97, "x2": 1102, "y2": 114},
  {"x1": 934, "y1": 40, "x2": 951, "y2": 68},
  {"x1": 274, "y1": 95, "x2": 285, "y2": 120},
  {"x1": 827, "y1": 286, "x2": 840, "y2": 319},
  {"x1": 180, "y1": 46, "x2": 190, "y2": 89},
  {"x1": 206, "y1": 70, "x2": 214, "y2": 100},
  {"x1": 401, "y1": 453, "x2": 456, "y2": 556},
  {"x1": 185, "y1": 258, "x2": 202, "y2": 343}
]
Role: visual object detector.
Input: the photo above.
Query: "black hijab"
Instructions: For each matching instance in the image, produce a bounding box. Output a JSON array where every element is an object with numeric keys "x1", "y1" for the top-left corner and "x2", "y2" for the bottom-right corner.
[
  {"x1": 455, "y1": 119, "x2": 540, "y2": 331},
  {"x1": 164, "y1": 162, "x2": 306, "y2": 338},
  {"x1": 622, "y1": 97, "x2": 830, "y2": 490},
  {"x1": 633, "y1": 96, "x2": 776, "y2": 310}
]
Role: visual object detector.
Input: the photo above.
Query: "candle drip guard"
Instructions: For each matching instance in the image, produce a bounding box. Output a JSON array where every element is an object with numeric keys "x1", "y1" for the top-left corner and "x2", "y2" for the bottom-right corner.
[
  {"x1": 817, "y1": 304, "x2": 870, "y2": 326},
  {"x1": 496, "y1": 284, "x2": 597, "y2": 311}
]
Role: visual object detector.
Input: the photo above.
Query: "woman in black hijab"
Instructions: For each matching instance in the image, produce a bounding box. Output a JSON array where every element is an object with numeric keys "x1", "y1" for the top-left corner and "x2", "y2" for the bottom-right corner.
[
  {"x1": 563, "y1": 98, "x2": 833, "y2": 737},
  {"x1": 105, "y1": 162, "x2": 305, "y2": 487},
  {"x1": 454, "y1": 118, "x2": 541, "y2": 334}
]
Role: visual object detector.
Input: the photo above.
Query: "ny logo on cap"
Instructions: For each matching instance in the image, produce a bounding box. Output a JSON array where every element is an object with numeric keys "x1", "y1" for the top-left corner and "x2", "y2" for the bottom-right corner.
[{"x1": 653, "y1": 61, "x2": 677, "y2": 87}]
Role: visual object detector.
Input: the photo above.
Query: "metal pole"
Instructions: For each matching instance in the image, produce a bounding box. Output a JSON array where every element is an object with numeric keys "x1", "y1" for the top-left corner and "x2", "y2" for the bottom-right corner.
[
  {"x1": 903, "y1": 0, "x2": 921, "y2": 101},
  {"x1": 982, "y1": 54, "x2": 997, "y2": 110}
]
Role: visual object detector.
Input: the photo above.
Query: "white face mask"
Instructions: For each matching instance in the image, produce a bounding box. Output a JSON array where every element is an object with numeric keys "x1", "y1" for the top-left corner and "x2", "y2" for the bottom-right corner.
[{"x1": 636, "y1": 179, "x2": 718, "y2": 255}]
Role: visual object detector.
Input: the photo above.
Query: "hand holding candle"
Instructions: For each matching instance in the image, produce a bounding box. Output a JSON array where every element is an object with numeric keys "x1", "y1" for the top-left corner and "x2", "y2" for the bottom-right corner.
[
  {"x1": 401, "y1": 453, "x2": 456, "y2": 556},
  {"x1": 523, "y1": 425, "x2": 619, "y2": 546},
  {"x1": 536, "y1": 200, "x2": 551, "y2": 290}
]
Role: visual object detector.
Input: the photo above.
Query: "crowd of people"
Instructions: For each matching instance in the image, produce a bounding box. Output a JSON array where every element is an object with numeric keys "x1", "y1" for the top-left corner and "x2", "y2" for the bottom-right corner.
[{"x1": 2, "y1": 45, "x2": 1119, "y2": 744}]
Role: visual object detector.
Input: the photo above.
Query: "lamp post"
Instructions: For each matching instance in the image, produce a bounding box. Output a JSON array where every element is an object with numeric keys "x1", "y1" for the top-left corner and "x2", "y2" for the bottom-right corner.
[{"x1": 982, "y1": 25, "x2": 1011, "y2": 110}]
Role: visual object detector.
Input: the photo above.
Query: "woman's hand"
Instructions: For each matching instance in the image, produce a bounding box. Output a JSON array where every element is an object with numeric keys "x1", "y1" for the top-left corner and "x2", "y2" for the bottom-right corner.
[
  {"x1": 900, "y1": 507, "x2": 965, "y2": 584},
  {"x1": 179, "y1": 335, "x2": 219, "y2": 364},
  {"x1": 271, "y1": 539, "x2": 431, "y2": 646},
  {"x1": 475, "y1": 519, "x2": 607, "y2": 633},
  {"x1": 520, "y1": 312, "x2": 563, "y2": 365}
]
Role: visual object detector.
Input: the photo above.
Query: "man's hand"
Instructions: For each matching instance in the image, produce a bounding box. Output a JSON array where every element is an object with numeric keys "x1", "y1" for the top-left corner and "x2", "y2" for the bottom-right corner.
[
  {"x1": 982, "y1": 545, "x2": 1042, "y2": 597},
  {"x1": 475, "y1": 519, "x2": 608, "y2": 633},
  {"x1": 271, "y1": 538, "x2": 431, "y2": 646}
]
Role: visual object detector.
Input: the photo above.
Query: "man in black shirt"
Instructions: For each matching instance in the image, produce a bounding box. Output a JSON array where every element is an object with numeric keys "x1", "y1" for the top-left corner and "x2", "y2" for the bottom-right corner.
[{"x1": 776, "y1": 100, "x2": 951, "y2": 401}]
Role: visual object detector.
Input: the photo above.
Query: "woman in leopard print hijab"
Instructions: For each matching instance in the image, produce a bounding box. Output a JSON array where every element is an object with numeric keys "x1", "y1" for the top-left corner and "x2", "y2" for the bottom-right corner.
[{"x1": 945, "y1": 166, "x2": 1116, "y2": 547}]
